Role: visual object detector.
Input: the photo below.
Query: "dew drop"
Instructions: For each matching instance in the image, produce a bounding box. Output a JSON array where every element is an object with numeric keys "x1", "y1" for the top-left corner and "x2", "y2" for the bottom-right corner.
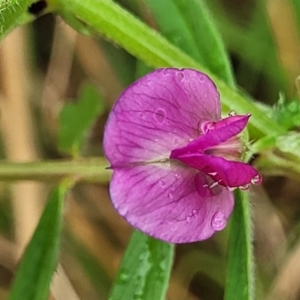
[
  {"x1": 160, "y1": 179, "x2": 166, "y2": 187},
  {"x1": 138, "y1": 112, "x2": 144, "y2": 118},
  {"x1": 171, "y1": 225, "x2": 178, "y2": 231},
  {"x1": 209, "y1": 181, "x2": 219, "y2": 188},
  {"x1": 168, "y1": 193, "x2": 174, "y2": 199},
  {"x1": 251, "y1": 174, "x2": 262, "y2": 185},
  {"x1": 186, "y1": 216, "x2": 191, "y2": 222},
  {"x1": 228, "y1": 110, "x2": 236, "y2": 117},
  {"x1": 192, "y1": 209, "x2": 197, "y2": 214},
  {"x1": 208, "y1": 172, "x2": 217, "y2": 176},
  {"x1": 174, "y1": 173, "x2": 181, "y2": 179},
  {"x1": 173, "y1": 138, "x2": 179, "y2": 146},
  {"x1": 119, "y1": 272, "x2": 129, "y2": 283},
  {"x1": 227, "y1": 187, "x2": 236, "y2": 192},
  {"x1": 163, "y1": 68, "x2": 169, "y2": 75},
  {"x1": 154, "y1": 108, "x2": 166, "y2": 124},
  {"x1": 201, "y1": 121, "x2": 215, "y2": 133},
  {"x1": 211, "y1": 212, "x2": 227, "y2": 231},
  {"x1": 199, "y1": 75, "x2": 205, "y2": 82},
  {"x1": 239, "y1": 183, "x2": 250, "y2": 190},
  {"x1": 118, "y1": 205, "x2": 128, "y2": 216},
  {"x1": 176, "y1": 72, "x2": 184, "y2": 81}
]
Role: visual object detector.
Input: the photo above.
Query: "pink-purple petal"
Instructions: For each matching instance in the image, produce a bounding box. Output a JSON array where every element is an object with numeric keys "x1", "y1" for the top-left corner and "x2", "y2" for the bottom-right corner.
[
  {"x1": 170, "y1": 115, "x2": 250, "y2": 158},
  {"x1": 172, "y1": 153, "x2": 258, "y2": 187},
  {"x1": 109, "y1": 162, "x2": 234, "y2": 243},
  {"x1": 103, "y1": 68, "x2": 221, "y2": 167}
]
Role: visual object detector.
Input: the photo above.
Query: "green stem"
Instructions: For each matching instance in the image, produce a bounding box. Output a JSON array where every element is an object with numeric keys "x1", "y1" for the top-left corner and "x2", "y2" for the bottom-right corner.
[
  {"x1": 224, "y1": 190, "x2": 254, "y2": 300},
  {"x1": 0, "y1": 157, "x2": 111, "y2": 183}
]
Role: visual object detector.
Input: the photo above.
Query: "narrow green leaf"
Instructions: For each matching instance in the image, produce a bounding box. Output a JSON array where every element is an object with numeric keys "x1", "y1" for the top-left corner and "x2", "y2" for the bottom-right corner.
[
  {"x1": 224, "y1": 190, "x2": 254, "y2": 300},
  {"x1": 58, "y1": 83, "x2": 105, "y2": 156},
  {"x1": 290, "y1": 0, "x2": 300, "y2": 36},
  {"x1": 144, "y1": 0, "x2": 204, "y2": 63},
  {"x1": 55, "y1": 0, "x2": 284, "y2": 137},
  {"x1": 0, "y1": 0, "x2": 33, "y2": 41},
  {"x1": 9, "y1": 183, "x2": 70, "y2": 300},
  {"x1": 145, "y1": 0, "x2": 235, "y2": 87},
  {"x1": 109, "y1": 230, "x2": 174, "y2": 300}
]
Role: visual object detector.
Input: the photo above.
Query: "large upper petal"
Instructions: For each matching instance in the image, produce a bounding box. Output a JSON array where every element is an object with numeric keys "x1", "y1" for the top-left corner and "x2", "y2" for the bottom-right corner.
[
  {"x1": 103, "y1": 68, "x2": 221, "y2": 166},
  {"x1": 109, "y1": 162, "x2": 234, "y2": 243}
]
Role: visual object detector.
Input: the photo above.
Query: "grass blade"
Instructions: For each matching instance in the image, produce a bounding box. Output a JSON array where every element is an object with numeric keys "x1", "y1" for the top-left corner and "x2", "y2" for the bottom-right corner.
[
  {"x1": 109, "y1": 230, "x2": 174, "y2": 300},
  {"x1": 224, "y1": 190, "x2": 254, "y2": 300},
  {"x1": 9, "y1": 183, "x2": 70, "y2": 300}
]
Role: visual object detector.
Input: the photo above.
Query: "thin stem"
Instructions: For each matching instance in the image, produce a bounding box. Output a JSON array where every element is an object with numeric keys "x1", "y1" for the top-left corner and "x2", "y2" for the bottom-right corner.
[{"x1": 0, "y1": 158, "x2": 111, "y2": 183}]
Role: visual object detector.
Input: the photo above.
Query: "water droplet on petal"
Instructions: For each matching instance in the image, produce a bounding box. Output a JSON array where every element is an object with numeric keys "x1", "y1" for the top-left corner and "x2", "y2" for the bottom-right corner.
[
  {"x1": 192, "y1": 209, "x2": 197, "y2": 214},
  {"x1": 228, "y1": 110, "x2": 236, "y2": 117},
  {"x1": 160, "y1": 179, "x2": 166, "y2": 187},
  {"x1": 174, "y1": 173, "x2": 181, "y2": 179},
  {"x1": 199, "y1": 75, "x2": 205, "y2": 82},
  {"x1": 186, "y1": 216, "x2": 191, "y2": 222},
  {"x1": 208, "y1": 172, "x2": 217, "y2": 176},
  {"x1": 227, "y1": 187, "x2": 236, "y2": 192},
  {"x1": 176, "y1": 72, "x2": 184, "y2": 81},
  {"x1": 154, "y1": 108, "x2": 166, "y2": 124},
  {"x1": 138, "y1": 112, "x2": 144, "y2": 118},
  {"x1": 171, "y1": 225, "x2": 178, "y2": 231},
  {"x1": 211, "y1": 212, "x2": 227, "y2": 231},
  {"x1": 168, "y1": 193, "x2": 173, "y2": 199},
  {"x1": 173, "y1": 138, "x2": 179, "y2": 146},
  {"x1": 201, "y1": 121, "x2": 215, "y2": 133},
  {"x1": 239, "y1": 183, "x2": 250, "y2": 190},
  {"x1": 251, "y1": 174, "x2": 262, "y2": 185},
  {"x1": 209, "y1": 181, "x2": 219, "y2": 188},
  {"x1": 118, "y1": 205, "x2": 128, "y2": 216},
  {"x1": 163, "y1": 68, "x2": 169, "y2": 75}
]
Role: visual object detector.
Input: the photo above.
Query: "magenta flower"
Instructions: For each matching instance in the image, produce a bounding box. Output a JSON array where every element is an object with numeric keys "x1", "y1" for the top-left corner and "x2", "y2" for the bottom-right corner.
[{"x1": 103, "y1": 68, "x2": 261, "y2": 243}]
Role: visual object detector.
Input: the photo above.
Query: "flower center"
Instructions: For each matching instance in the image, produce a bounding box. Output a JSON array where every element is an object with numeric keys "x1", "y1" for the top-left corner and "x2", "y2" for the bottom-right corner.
[{"x1": 203, "y1": 136, "x2": 244, "y2": 161}]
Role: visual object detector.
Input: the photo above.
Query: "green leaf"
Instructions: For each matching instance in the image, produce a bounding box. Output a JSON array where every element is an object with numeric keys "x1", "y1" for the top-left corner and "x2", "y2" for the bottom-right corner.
[
  {"x1": 0, "y1": 0, "x2": 33, "y2": 41},
  {"x1": 144, "y1": 0, "x2": 235, "y2": 87},
  {"x1": 109, "y1": 230, "x2": 174, "y2": 300},
  {"x1": 224, "y1": 190, "x2": 254, "y2": 300},
  {"x1": 9, "y1": 183, "x2": 70, "y2": 300},
  {"x1": 272, "y1": 93, "x2": 300, "y2": 130},
  {"x1": 58, "y1": 83, "x2": 105, "y2": 156},
  {"x1": 55, "y1": 0, "x2": 284, "y2": 138},
  {"x1": 290, "y1": 0, "x2": 300, "y2": 36}
]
